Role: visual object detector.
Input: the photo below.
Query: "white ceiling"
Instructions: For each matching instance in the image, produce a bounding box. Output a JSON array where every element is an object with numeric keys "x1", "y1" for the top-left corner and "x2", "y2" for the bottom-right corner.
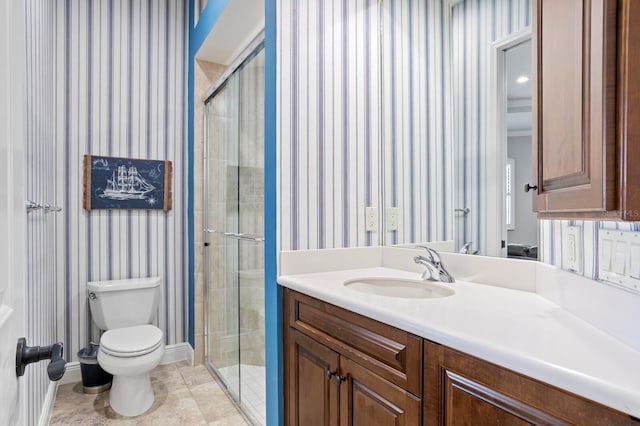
[
  {"x1": 196, "y1": 0, "x2": 265, "y2": 65},
  {"x1": 505, "y1": 39, "x2": 532, "y2": 101}
]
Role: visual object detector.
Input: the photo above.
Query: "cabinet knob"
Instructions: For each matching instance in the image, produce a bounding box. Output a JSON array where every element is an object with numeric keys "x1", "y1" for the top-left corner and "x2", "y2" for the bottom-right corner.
[
  {"x1": 524, "y1": 183, "x2": 538, "y2": 193},
  {"x1": 334, "y1": 375, "x2": 346, "y2": 385},
  {"x1": 326, "y1": 370, "x2": 336, "y2": 380}
]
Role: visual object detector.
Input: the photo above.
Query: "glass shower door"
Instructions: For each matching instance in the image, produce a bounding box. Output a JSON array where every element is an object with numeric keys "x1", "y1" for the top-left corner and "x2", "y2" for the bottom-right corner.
[
  {"x1": 205, "y1": 71, "x2": 241, "y2": 402},
  {"x1": 204, "y1": 47, "x2": 265, "y2": 425},
  {"x1": 237, "y1": 49, "x2": 265, "y2": 424}
]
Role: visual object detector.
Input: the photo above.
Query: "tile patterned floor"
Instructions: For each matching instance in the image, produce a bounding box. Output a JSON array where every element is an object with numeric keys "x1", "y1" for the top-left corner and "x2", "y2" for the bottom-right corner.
[
  {"x1": 216, "y1": 365, "x2": 265, "y2": 425},
  {"x1": 49, "y1": 361, "x2": 249, "y2": 425}
]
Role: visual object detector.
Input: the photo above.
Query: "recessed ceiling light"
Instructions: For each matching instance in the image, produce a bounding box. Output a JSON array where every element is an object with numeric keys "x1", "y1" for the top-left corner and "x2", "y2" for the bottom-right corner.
[{"x1": 516, "y1": 75, "x2": 529, "y2": 84}]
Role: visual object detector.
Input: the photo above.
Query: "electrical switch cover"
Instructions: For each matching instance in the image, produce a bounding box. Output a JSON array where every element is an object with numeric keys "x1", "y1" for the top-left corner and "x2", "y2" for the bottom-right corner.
[
  {"x1": 630, "y1": 244, "x2": 640, "y2": 279},
  {"x1": 600, "y1": 239, "x2": 613, "y2": 272},
  {"x1": 386, "y1": 207, "x2": 399, "y2": 231},
  {"x1": 612, "y1": 242, "x2": 627, "y2": 275},
  {"x1": 562, "y1": 225, "x2": 582, "y2": 274},
  {"x1": 365, "y1": 207, "x2": 378, "y2": 232}
]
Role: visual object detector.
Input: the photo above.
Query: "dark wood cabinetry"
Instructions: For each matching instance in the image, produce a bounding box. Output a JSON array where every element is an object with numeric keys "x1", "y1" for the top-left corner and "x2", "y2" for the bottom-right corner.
[
  {"x1": 423, "y1": 340, "x2": 639, "y2": 426},
  {"x1": 284, "y1": 289, "x2": 422, "y2": 426},
  {"x1": 284, "y1": 290, "x2": 639, "y2": 425},
  {"x1": 532, "y1": 0, "x2": 640, "y2": 220},
  {"x1": 286, "y1": 329, "x2": 340, "y2": 426}
]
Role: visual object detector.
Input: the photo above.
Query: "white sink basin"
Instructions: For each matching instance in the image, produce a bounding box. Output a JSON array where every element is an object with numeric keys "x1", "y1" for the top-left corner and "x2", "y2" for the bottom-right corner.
[{"x1": 343, "y1": 278, "x2": 455, "y2": 299}]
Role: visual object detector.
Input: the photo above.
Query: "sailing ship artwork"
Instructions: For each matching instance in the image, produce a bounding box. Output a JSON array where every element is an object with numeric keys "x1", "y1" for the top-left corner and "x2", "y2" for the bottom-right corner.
[{"x1": 83, "y1": 155, "x2": 172, "y2": 211}]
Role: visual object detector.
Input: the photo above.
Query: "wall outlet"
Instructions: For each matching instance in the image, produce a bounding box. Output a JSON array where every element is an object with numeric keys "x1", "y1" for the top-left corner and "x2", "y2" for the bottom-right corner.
[
  {"x1": 599, "y1": 230, "x2": 640, "y2": 293},
  {"x1": 562, "y1": 225, "x2": 583, "y2": 274},
  {"x1": 365, "y1": 207, "x2": 378, "y2": 232},
  {"x1": 386, "y1": 207, "x2": 399, "y2": 231}
]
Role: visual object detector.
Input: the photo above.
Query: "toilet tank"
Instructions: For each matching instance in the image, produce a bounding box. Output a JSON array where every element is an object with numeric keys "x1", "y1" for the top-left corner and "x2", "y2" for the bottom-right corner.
[{"x1": 87, "y1": 277, "x2": 161, "y2": 330}]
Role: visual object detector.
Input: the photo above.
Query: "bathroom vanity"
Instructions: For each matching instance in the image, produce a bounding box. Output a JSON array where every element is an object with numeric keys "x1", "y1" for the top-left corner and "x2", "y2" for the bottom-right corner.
[{"x1": 278, "y1": 247, "x2": 640, "y2": 425}]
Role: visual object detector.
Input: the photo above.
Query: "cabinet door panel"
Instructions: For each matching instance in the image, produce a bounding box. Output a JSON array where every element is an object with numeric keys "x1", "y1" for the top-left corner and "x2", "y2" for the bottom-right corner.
[
  {"x1": 286, "y1": 328, "x2": 340, "y2": 426},
  {"x1": 341, "y1": 357, "x2": 421, "y2": 426},
  {"x1": 423, "y1": 341, "x2": 639, "y2": 426},
  {"x1": 533, "y1": 0, "x2": 617, "y2": 213},
  {"x1": 540, "y1": 0, "x2": 585, "y2": 184}
]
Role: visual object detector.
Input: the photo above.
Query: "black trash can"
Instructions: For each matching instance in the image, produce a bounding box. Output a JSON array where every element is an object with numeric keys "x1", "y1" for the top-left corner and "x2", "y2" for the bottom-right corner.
[{"x1": 77, "y1": 344, "x2": 112, "y2": 394}]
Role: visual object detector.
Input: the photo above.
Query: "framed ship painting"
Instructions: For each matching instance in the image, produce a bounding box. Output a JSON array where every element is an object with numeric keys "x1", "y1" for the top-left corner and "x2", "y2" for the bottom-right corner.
[{"x1": 83, "y1": 155, "x2": 172, "y2": 211}]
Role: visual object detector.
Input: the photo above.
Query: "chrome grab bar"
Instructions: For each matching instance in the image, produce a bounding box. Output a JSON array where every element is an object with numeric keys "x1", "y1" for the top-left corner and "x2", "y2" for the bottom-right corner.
[{"x1": 204, "y1": 229, "x2": 265, "y2": 243}]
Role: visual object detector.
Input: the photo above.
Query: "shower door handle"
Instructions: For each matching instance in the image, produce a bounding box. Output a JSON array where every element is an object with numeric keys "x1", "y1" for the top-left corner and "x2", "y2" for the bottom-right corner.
[{"x1": 204, "y1": 229, "x2": 264, "y2": 243}]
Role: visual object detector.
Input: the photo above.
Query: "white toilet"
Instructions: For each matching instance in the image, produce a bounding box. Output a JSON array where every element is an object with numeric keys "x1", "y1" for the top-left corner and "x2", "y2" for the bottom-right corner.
[{"x1": 87, "y1": 277, "x2": 165, "y2": 417}]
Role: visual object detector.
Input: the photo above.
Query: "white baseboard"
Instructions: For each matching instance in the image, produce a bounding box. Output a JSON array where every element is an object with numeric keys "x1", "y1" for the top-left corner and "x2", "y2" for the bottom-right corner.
[
  {"x1": 160, "y1": 342, "x2": 194, "y2": 365},
  {"x1": 60, "y1": 342, "x2": 194, "y2": 385},
  {"x1": 59, "y1": 361, "x2": 81, "y2": 385},
  {"x1": 38, "y1": 381, "x2": 58, "y2": 426}
]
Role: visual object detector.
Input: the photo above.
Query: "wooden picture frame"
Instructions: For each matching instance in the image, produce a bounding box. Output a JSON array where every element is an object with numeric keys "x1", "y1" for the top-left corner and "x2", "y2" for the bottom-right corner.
[{"x1": 83, "y1": 155, "x2": 172, "y2": 211}]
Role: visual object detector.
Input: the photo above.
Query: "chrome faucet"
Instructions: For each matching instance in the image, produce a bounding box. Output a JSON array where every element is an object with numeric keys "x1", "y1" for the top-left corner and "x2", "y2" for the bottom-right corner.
[
  {"x1": 414, "y1": 245, "x2": 455, "y2": 283},
  {"x1": 459, "y1": 242, "x2": 472, "y2": 254}
]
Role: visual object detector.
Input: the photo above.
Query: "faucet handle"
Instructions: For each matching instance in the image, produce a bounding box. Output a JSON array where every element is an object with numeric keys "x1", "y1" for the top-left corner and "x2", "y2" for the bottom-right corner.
[
  {"x1": 413, "y1": 255, "x2": 441, "y2": 281},
  {"x1": 415, "y1": 245, "x2": 441, "y2": 266}
]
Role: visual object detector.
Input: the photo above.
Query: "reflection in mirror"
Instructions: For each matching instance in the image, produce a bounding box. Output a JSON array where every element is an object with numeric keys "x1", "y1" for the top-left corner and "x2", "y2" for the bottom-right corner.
[
  {"x1": 380, "y1": 0, "x2": 534, "y2": 255},
  {"x1": 504, "y1": 40, "x2": 538, "y2": 260},
  {"x1": 446, "y1": 0, "x2": 533, "y2": 258},
  {"x1": 380, "y1": 0, "x2": 452, "y2": 248}
]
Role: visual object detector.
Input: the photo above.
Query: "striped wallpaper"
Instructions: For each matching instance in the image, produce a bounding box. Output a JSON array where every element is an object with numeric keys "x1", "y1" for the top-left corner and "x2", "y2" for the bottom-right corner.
[
  {"x1": 380, "y1": 0, "x2": 451, "y2": 246},
  {"x1": 277, "y1": 0, "x2": 383, "y2": 250},
  {"x1": 53, "y1": 0, "x2": 188, "y2": 361},
  {"x1": 25, "y1": 1, "x2": 58, "y2": 423},
  {"x1": 276, "y1": 0, "x2": 530, "y2": 250}
]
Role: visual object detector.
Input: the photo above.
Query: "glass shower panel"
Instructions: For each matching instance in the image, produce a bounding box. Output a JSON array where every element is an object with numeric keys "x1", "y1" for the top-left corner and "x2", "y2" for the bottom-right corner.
[
  {"x1": 205, "y1": 72, "x2": 241, "y2": 402},
  {"x1": 204, "y1": 45, "x2": 265, "y2": 425},
  {"x1": 237, "y1": 49, "x2": 265, "y2": 425}
]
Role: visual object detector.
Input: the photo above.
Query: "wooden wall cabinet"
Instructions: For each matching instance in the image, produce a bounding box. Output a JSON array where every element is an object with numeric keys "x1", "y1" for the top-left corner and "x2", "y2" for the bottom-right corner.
[
  {"x1": 283, "y1": 290, "x2": 639, "y2": 425},
  {"x1": 532, "y1": 0, "x2": 640, "y2": 220}
]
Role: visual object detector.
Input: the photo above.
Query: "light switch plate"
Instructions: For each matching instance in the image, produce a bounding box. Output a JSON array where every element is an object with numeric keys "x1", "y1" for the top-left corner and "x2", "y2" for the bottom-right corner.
[
  {"x1": 365, "y1": 207, "x2": 378, "y2": 232},
  {"x1": 562, "y1": 225, "x2": 583, "y2": 274},
  {"x1": 386, "y1": 207, "x2": 399, "y2": 232},
  {"x1": 599, "y1": 230, "x2": 640, "y2": 293}
]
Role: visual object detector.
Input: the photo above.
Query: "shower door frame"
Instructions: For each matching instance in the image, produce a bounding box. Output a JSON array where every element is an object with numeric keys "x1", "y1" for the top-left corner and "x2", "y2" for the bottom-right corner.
[{"x1": 202, "y1": 37, "x2": 266, "y2": 425}]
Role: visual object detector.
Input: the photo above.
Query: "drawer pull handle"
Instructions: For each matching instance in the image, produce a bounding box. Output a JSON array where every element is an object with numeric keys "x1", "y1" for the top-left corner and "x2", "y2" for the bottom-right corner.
[
  {"x1": 326, "y1": 370, "x2": 336, "y2": 380},
  {"x1": 334, "y1": 375, "x2": 346, "y2": 385}
]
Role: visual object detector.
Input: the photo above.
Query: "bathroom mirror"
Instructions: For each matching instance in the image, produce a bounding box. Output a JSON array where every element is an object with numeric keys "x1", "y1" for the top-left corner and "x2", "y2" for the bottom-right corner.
[{"x1": 379, "y1": 0, "x2": 538, "y2": 260}]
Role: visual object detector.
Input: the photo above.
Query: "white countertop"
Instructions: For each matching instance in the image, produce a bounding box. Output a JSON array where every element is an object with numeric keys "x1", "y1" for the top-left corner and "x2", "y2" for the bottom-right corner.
[{"x1": 278, "y1": 265, "x2": 640, "y2": 418}]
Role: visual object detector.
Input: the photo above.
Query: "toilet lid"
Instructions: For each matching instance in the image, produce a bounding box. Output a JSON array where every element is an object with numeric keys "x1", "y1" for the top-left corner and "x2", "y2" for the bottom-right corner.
[{"x1": 100, "y1": 325, "x2": 163, "y2": 358}]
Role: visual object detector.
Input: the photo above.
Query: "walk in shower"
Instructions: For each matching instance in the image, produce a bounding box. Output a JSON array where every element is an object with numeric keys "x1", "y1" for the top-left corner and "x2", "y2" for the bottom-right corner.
[{"x1": 204, "y1": 45, "x2": 265, "y2": 425}]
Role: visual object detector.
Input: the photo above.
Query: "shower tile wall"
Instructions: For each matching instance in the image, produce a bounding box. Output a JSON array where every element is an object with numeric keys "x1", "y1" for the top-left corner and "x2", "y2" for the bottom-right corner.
[
  {"x1": 194, "y1": 59, "x2": 226, "y2": 365},
  {"x1": 204, "y1": 48, "x2": 265, "y2": 377}
]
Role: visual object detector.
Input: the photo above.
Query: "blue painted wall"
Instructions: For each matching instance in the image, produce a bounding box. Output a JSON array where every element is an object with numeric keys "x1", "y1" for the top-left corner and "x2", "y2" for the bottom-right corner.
[
  {"x1": 187, "y1": 0, "x2": 228, "y2": 348},
  {"x1": 264, "y1": 0, "x2": 282, "y2": 424}
]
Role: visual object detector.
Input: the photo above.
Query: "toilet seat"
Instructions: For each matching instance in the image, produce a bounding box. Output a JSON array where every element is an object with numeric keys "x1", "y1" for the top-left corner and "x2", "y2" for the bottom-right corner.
[{"x1": 100, "y1": 325, "x2": 163, "y2": 358}]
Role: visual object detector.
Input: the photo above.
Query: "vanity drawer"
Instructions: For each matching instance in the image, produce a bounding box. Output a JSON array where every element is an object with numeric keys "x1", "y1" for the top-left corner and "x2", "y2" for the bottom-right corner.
[{"x1": 285, "y1": 289, "x2": 422, "y2": 395}]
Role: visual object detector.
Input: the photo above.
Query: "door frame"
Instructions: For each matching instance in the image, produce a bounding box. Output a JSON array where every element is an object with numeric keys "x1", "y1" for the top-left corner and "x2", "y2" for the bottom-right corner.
[
  {"x1": 487, "y1": 27, "x2": 532, "y2": 257},
  {"x1": 0, "y1": 0, "x2": 28, "y2": 423}
]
